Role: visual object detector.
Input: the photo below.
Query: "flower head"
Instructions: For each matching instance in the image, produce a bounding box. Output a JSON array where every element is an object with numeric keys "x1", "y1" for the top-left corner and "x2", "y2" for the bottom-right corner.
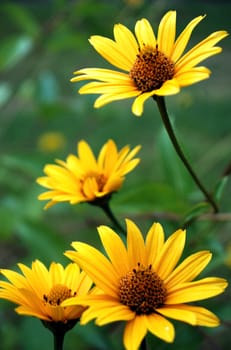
[
  {"x1": 0, "y1": 260, "x2": 92, "y2": 323},
  {"x1": 64, "y1": 220, "x2": 228, "y2": 350},
  {"x1": 36, "y1": 139, "x2": 141, "y2": 209},
  {"x1": 71, "y1": 11, "x2": 228, "y2": 116}
]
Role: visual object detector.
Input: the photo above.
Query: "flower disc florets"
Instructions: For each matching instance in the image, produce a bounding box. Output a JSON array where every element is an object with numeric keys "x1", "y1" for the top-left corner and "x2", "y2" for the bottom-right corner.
[
  {"x1": 119, "y1": 263, "x2": 167, "y2": 315},
  {"x1": 130, "y1": 45, "x2": 175, "y2": 92},
  {"x1": 44, "y1": 284, "x2": 76, "y2": 306}
]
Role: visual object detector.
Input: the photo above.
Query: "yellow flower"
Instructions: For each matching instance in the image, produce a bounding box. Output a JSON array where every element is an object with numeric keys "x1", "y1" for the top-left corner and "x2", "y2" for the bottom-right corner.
[
  {"x1": 37, "y1": 131, "x2": 66, "y2": 153},
  {"x1": 64, "y1": 220, "x2": 228, "y2": 350},
  {"x1": 0, "y1": 260, "x2": 92, "y2": 323},
  {"x1": 71, "y1": 11, "x2": 228, "y2": 116},
  {"x1": 36, "y1": 139, "x2": 141, "y2": 209}
]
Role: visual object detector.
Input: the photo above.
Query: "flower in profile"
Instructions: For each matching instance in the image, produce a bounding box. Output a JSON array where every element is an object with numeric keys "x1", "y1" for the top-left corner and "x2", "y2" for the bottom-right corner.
[
  {"x1": 64, "y1": 220, "x2": 228, "y2": 350},
  {"x1": 71, "y1": 11, "x2": 228, "y2": 116},
  {"x1": 36, "y1": 139, "x2": 141, "y2": 209},
  {"x1": 0, "y1": 260, "x2": 92, "y2": 324}
]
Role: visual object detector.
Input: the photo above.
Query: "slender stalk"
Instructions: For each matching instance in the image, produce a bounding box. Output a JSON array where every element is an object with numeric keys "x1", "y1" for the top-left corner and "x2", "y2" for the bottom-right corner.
[
  {"x1": 154, "y1": 96, "x2": 218, "y2": 213},
  {"x1": 53, "y1": 330, "x2": 65, "y2": 350},
  {"x1": 100, "y1": 200, "x2": 127, "y2": 236},
  {"x1": 42, "y1": 319, "x2": 78, "y2": 350}
]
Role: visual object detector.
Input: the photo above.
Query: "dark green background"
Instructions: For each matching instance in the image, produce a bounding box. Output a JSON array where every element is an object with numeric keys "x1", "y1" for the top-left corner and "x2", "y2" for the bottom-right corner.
[{"x1": 0, "y1": 0, "x2": 230, "y2": 349}]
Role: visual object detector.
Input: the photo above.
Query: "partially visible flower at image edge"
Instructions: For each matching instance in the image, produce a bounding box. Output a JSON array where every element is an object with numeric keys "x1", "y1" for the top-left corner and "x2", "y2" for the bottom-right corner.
[
  {"x1": 71, "y1": 10, "x2": 228, "y2": 116},
  {"x1": 64, "y1": 220, "x2": 228, "y2": 350},
  {"x1": 0, "y1": 260, "x2": 93, "y2": 323},
  {"x1": 36, "y1": 139, "x2": 141, "y2": 209}
]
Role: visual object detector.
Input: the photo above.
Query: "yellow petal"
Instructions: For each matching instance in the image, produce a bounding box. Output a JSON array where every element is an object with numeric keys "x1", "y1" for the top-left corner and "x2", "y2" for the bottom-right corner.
[
  {"x1": 135, "y1": 18, "x2": 156, "y2": 48},
  {"x1": 98, "y1": 140, "x2": 118, "y2": 173},
  {"x1": 72, "y1": 68, "x2": 132, "y2": 83},
  {"x1": 73, "y1": 295, "x2": 134, "y2": 324},
  {"x1": 94, "y1": 90, "x2": 139, "y2": 108},
  {"x1": 118, "y1": 145, "x2": 141, "y2": 166},
  {"x1": 176, "y1": 30, "x2": 228, "y2": 71},
  {"x1": 175, "y1": 67, "x2": 211, "y2": 86},
  {"x1": 96, "y1": 304, "x2": 134, "y2": 325},
  {"x1": 154, "y1": 229, "x2": 186, "y2": 279},
  {"x1": 113, "y1": 23, "x2": 138, "y2": 64},
  {"x1": 165, "y1": 251, "x2": 212, "y2": 289},
  {"x1": 157, "y1": 10, "x2": 176, "y2": 57},
  {"x1": 79, "y1": 81, "x2": 138, "y2": 94},
  {"x1": 145, "y1": 313, "x2": 175, "y2": 343},
  {"x1": 118, "y1": 158, "x2": 140, "y2": 175},
  {"x1": 78, "y1": 140, "x2": 97, "y2": 170},
  {"x1": 48, "y1": 304, "x2": 65, "y2": 322},
  {"x1": 98, "y1": 225, "x2": 129, "y2": 276},
  {"x1": 145, "y1": 222, "x2": 165, "y2": 267},
  {"x1": 126, "y1": 219, "x2": 146, "y2": 268},
  {"x1": 16, "y1": 305, "x2": 48, "y2": 321},
  {"x1": 157, "y1": 305, "x2": 197, "y2": 325},
  {"x1": 0, "y1": 282, "x2": 26, "y2": 305},
  {"x1": 0, "y1": 269, "x2": 28, "y2": 289},
  {"x1": 166, "y1": 277, "x2": 228, "y2": 304},
  {"x1": 89, "y1": 35, "x2": 133, "y2": 71},
  {"x1": 82, "y1": 176, "x2": 99, "y2": 199},
  {"x1": 49, "y1": 262, "x2": 64, "y2": 285},
  {"x1": 65, "y1": 154, "x2": 83, "y2": 176},
  {"x1": 22, "y1": 260, "x2": 50, "y2": 297},
  {"x1": 171, "y1": 15, "x2": 205, "y2": 62},
  {"x1": 63, "y1": 263, "x2": 79, "y2": 288},
  {"x1": 132, "y1": 91, "x2": 155, "y2": 116},
  {"x1": 76, "y1": 271, "x2": 92, "y2": 296},
  {"x1": 178, "y1": 304, "x2": 220, "y2": 327},
  {"x1": 154, "y1": 79, "x2": 180, "y2": 96},
  {"x1": 124, "y1": 316, "x2": 147, "y2": 350},
  {"x1": 65, "y1": 243, "x2": 119, "y2": 297}
]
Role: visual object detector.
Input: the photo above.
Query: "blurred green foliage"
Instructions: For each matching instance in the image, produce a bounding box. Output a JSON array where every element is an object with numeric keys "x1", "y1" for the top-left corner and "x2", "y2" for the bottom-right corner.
[{"x1": 0, "y1": 0, "x2": 230, "y2": 349}]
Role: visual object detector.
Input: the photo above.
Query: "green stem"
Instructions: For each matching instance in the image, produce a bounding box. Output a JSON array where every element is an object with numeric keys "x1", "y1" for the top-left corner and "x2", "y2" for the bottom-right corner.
[
  {"x1": 42, "y1": 319, "x2": 79, "y2": 350},
  {"x1": 100, "y1": 200, "x2": 126, "y2": 236},
  {"x1": 154, "y1": 96, "x2": 218, "y2": 213},
  {"x1": 53, "y1": 329, "x2": 65, "y2": 350}
]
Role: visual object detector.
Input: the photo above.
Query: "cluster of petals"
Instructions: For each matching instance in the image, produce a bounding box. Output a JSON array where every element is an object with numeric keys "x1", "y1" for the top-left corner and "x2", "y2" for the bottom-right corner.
[
  {"x1": 37, "y1": 139, "x2": 140, "y2": 209},
  {"x1": 64, "y1": 219, "x2": 228, "y2": 350},
  {"x1": 0, "y1": 260, "x2": 92, "y2": 323},
  {"x1": 71, "y1": 10, "x2": 228, "y2": 116}
]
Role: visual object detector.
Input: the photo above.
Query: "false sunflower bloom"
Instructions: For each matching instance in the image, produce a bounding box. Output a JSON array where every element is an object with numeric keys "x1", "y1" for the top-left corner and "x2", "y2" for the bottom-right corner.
[
  {"x1": 71, "y1": 11, "x2": 228, "y2": 116},
  {"x1": 0, "y1": 260, "x2": 92, "y2": 324},
  {"x1": 37, "y1": 139, "x2": 141, "y2": 209},
  {"x1": 64, "y1": 220, "x2": 228, "y2": 350}
]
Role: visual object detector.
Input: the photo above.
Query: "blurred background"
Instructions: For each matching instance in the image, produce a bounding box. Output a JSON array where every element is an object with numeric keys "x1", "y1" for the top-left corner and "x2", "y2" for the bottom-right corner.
[{"x1": 0, "y1": 0, "x2": 230, "y2": 349}]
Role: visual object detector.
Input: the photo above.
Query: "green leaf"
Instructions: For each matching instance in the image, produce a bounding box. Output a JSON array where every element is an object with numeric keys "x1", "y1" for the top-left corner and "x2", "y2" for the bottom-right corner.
[
  {"x1": 2, "y1": 3, "x2": 39, "y2": 36},
  {"x1": 113, "y1": 182, "x2": 189, "y2": 214},
  {"x1": 214, "y1": 176, "x2": 229, "y2": 203},
  {"x1": 0, "y1": 82, "x2": 11, "y2": 106},
  {"x1": 156, "y1": 121, "x2": 195, "y2": 195},
  {"x1": 0, "y1": 36, "x2": 33, "y2": 71},
  {"x1": 182, "y1": 201, "x2": 211, "y2": 226}
]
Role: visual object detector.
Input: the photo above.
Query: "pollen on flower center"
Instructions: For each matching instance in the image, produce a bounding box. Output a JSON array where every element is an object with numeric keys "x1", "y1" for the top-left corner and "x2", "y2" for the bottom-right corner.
[
  {"x1": 118, "y1": 263, "x2": 167, "y2": 315},
  {"x1": 43, "y1": 284, "x2": 76, "y2": 306},
  {"x1": 130, "y1": 46, "x2": 175, "y2": 92}
]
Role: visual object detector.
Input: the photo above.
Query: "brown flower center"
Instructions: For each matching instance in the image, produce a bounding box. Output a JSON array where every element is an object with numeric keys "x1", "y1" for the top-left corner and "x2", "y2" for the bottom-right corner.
[
  {"x1": 130, "y1": 45, "x2": 175, "y2": 92},
  {"x1": 118, "y1": 263, "x2": 167, "y2": 315},
  {"x1": 43, "y1": 284, "x2": 76, "y2": 306}
]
